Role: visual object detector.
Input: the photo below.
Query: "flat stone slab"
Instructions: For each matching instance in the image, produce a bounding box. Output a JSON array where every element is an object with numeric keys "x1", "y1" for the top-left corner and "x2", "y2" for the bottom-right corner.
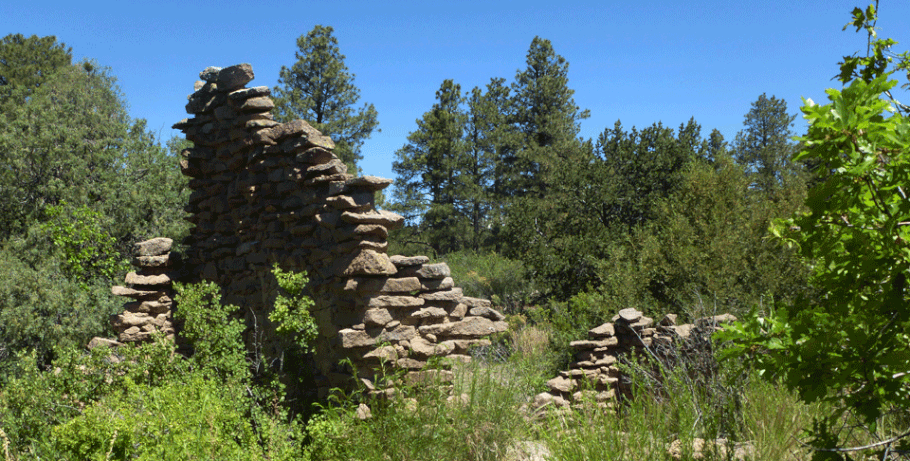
[
  {"x1": 125, "y1": 272, "x2": 171, "y2": 286},
  {"x1": 111, "y1": 286, "x2": 163, "y2": 299},
  {"x1": 419, "y1": 316, "x2": 508, "y2": 337},
  {"x1": 617, "y1": 308, "x2": 642, "y2": 322},
  {"x1": 588, "y1": 323, "x2": 615, "y2": 338},
  {"x1": 419, "y1": 288, "x2": 463, "y2": 302},
  {"x1": 569, "y1": 338, "x2": 619, "y2": 349},
  {"x1": 366, "y1": 295, "x2": 424, "y2": 308},
  {"x1": 341, "y1": 209, "x2": 404, "y2": 229},
  {"x1": 389, "y1": 255, "x2": 430, "y2": 267},
  {"x1": 133, "y1": 238, "x2": 172, "y2": 257}
]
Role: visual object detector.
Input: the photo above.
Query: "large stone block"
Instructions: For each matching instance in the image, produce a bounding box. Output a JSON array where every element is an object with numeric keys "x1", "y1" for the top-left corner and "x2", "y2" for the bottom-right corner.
[{"x1": 335, "y1": 249, "x2": 398, "y2": 276}]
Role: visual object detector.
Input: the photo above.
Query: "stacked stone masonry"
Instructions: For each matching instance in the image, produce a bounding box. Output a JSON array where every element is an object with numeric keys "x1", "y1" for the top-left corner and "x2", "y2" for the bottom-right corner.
[
  {"x1": 163, "y1": 63, "x2": 506, "y2": 394},
  {"x1": 110, "y1": 238, "x2": 178, "y2": 343},
  {"x1": 534, "y1": 308, "x2": 736, "y2": 409}
]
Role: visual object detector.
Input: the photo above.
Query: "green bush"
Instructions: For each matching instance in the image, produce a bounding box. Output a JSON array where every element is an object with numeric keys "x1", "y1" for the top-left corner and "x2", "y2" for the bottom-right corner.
[
  {"x1": 53, "y1": 375, "x2": 269, "y2": 461},
  {"x1": 0, "y1": 279, "x2": 307, "y2": 460},
  {"x1": 441, "y1": 250, "x2": 537, "y2": 312},
  {"x1": 0, "y1": 244, "x2": 121, "y2": 372}
]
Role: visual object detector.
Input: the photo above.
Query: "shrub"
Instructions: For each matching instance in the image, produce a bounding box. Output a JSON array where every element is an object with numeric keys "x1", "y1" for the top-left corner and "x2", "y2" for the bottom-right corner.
[{"x1": 441, "y1": 250, "x2": 537, "y2": 312}]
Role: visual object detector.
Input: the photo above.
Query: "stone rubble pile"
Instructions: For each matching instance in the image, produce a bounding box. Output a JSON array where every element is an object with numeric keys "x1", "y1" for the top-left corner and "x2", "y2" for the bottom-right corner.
[
  {"x1": 534, "y1": 308, "x2": 736, "y2": 409},
  {"x1": 109, "y1": 238, "x2": 178, "y2": 343},
  {"x1": 168, "y1": 63, "x2": 507, "y2": 395}
]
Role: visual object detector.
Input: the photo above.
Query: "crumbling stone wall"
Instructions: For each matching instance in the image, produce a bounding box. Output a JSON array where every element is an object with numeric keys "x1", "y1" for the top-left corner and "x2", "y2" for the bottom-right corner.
[
  {"x1": 534, "y1": 308, "x2": 736, "y2": 409},
  {"x1": 110, "y1": 238, "x2": 178, "y2": 343},
  {"x1": 108, "y1": 63, "x2": 508, "y2": 395}
]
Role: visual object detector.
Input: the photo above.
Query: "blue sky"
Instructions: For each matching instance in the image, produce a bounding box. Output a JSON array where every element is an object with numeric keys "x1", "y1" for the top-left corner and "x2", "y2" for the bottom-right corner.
[{"x1": 3, "y1": 0, "x2": 909, "y2": 182}]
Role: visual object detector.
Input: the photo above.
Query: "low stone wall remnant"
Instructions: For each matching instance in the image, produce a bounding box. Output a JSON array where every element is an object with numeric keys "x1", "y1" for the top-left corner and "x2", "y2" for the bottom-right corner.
[{"x1": 534, "y1": 308, "x2": 736, "y2": 409}]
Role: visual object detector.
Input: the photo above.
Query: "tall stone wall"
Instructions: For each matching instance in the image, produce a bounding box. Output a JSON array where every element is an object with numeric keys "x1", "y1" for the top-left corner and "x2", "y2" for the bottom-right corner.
[{"x1": 156, "y1": 63, "x2": 507, "y2": 394}]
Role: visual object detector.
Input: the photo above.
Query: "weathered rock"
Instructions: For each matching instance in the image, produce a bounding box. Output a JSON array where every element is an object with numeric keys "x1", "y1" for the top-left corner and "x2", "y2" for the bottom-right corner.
[
  {"x1": 546, "y1": 376, "x2": 576, "y2": 393},
  {"x1": 363, "y1": 345, "x2": 397, "y2": 362},
  {"x1": 421, "y1": 276, "x2": 454, "y2": 291},
  {"x1": 399, "y1": 263, "x2": 450, "y2": 279},
  {"x1": 240, "y1": 96, "x2": 274, "y2": 112},
  {"x1": 132, "y1": 254, "x2": 176, "y2": 268},
  {"x1": 419, "y1": 317, "x2": 508, "y2": 337},
  {"x1": 448, "y1": 303, "x2": 468, "y2": 319},
  {"x1": 336, "y1": 250, "x2": 398, "y2": 276},
  {"x1": 617, "y1": 308, "x2": 642, "y2": 322},
  {"x1": 468, "y1": 306, "x2": 505, "y2": 321},
  {"x1": 199, "y1": 66, "x2": 222, "y2": 82},
  {"x1": 569, "y1": 337, "x2": 619, "y2": 349},
  {"x1": 363, "y1": 308, "x2": 393, "y2": 326},
  {"x1": 588, "y1": 323, "x2": 615, "y2": 338},
  {"x1": 410, "y1": 337, "x2": 453, "y2": 357},
  {"x1": 87, "y1": 337, "x2": 123, "y2": 350},
  {"x1": 659, "y1": 313, "x2": 678, "y2": 326},
  {"x1": 410, "y1": 307, "x2": 447, "y2": 319},
  {"x1": 124, "y1": 272, "x2": 171, "y2": 286},
  {"x1": 111, "y1": 286, "x2": 162, "y2": 299},
  {"x1": 345, "y1": 175, "x2": 393, "y2": 191},
  {"x1": 133, "y1": 238, "x2": 172, "y2": 256},
  {"x1": 216, "y1": 63, "x2": 254, "y2": 91},
  {"x1": 389, "y1": 255, "x2": 430, "y2": 267},
  {"x1": 339, "y1": 328, "x2": 375, "y2": 348},
  {"x1": 340, "y1": 209, "x2": 404, "y2": 229},
  {"x1": 419, "y1": 288, "x2": 463, "y2": 302},
  {"x1": 366, "y1": 295, "x2": 424, "y2": 308},
  {"x1": 404, "y1": 369, "x2": 454, "y2": 386},
  {"x1": 228, "y1": 86, "x2": 270, "y2": 101},
  {"x1": 355, "y1": 403, "x2": 372, "y2": 420},
  {"x1": 461, "y1": 297, "x2": 491, "y2": 309}
]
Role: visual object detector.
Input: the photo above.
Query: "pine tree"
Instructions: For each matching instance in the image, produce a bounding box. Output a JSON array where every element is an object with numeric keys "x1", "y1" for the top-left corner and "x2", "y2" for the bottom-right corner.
[
  {"x1": 507, "y1": 36, "x2": 590, "y2": 197},
  {"x1": 733, "y1": 93, "x2": 800, "y2": 195},
  {"x1": 462, "y1": 78, "x2": 521, "y2": 251},
  {"x1": 0, "y1": 34, "x2": 72, "y2": 115},
  {"x1": 273, "y1": 25, "x2": 379, "y2": 172},
  {"x1": 390, "y1": 80, "x2": 469, "y2": 253}
]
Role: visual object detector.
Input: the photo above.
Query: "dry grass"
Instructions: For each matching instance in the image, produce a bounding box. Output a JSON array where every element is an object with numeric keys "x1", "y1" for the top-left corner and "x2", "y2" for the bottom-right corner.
[{"x1": 511, "y1": 325, "x2": 550, "y2": 358}]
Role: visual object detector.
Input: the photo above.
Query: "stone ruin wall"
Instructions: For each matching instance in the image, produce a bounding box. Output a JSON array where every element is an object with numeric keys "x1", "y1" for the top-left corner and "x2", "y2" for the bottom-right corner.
[
  {"x1": 109, "y1": 63, "x2": 508, "y2": 396},
  {"x1": 103, "y1": 63, "x2": 736, "y2": 405},
  {"x1": 534, "y1": 307, "x2": 736, "y2": 410}
]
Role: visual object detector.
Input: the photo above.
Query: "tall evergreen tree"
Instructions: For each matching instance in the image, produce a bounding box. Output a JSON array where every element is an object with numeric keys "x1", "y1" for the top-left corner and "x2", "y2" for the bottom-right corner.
[
  {"x1": 273, "y1": 25, "x2": 379, "y2": 172},
  {"x1": 462, "y1": 79, "x2": 521, "y2": 251},
  {"x1": 0, "y1": 34, "x2": 72, "y2": 112},
  {"x1": 390, "y1": 80, "x2": 469, "y2": 253},
  {"x1": 733, "y1": 94, "x2": 800, "y2": 195},
  {"x1": 507, "y1": 36, "x2": 590, "y2": 197}
]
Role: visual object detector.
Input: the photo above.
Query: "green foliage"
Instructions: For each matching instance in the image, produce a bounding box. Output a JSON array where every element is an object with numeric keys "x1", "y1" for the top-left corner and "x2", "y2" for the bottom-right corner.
[
  {"x1": 733, "y1": 93, "x2": 803, "y2": 196},
  {"x1": 719, "y1": 5, "x2": 910, "y2": 455},
  {"x1": 52, "y1": 374, "x2": 266, "y2": 461},
  {"x1": 0, "y1": 245, "x2": 121, "y2": 371},
  {"x1": 173, "y1": 280, "x2": 248, "y2": 381},
  {"x1": 268, "y1": 265, "x2": 317, "y2": 352},
  {"x1": 0, "y1": 48, "x2": 188, "y2": 250},
  {"x1": 646, "y1": 154, "x2": 811, "y2": 315},
  {"x1": 0, "y1": 276, "x2": 306, "y2": 460},
  {"x1": 273, "y1": 25, "x2": 379, "y2": 172},
  {"x1": 441, "y1": 250, "x2": 537, "y2": 312},
  {"x1": 0, "y1": 33, "x2": 72, "y2": 112},
  {"x1": 40, "y1": 202, "x2": 126, "y2": 282},
  {"x1": 505, "y1": 119, "x2": 702, "y2": 299},
  {"x1": 391, "y1": 80, "x2": 472, "y2": 253}
]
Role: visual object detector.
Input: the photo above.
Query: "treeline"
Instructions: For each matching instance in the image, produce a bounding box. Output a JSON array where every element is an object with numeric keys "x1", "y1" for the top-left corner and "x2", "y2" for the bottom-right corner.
[{"x1": 389, "y1": 37, "x2": 814, "y2": 315}]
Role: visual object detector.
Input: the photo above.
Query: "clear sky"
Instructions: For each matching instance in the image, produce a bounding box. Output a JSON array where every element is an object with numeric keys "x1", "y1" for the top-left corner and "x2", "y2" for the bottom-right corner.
[{"x1": 3, "y1": 0, "x2": 909, "y2": 182}]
